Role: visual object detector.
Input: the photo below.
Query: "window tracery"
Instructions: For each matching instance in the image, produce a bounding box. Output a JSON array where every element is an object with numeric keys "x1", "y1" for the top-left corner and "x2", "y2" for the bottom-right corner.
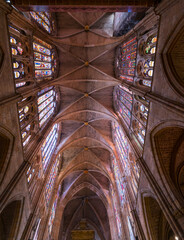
[
  {"x1": 114, "y1": 85, "x2": 149, "y2": 145},
  {"x1": 137, "y1": 34, "x2": 157, "y2": 87},
  {"x1": 45, "y1": 154, "x2": 60, "y2": 207},
  {"x1": 116, "y1": 37, "x2": 137, "y2": 83},
  {"x1": 9, "y1": 26, "x2": 33, "y2": 88},
  {"x1": 37, "y1": 87, "x2": 56, "y2": 127},
  {"x1": 41, "y1": 124, "x2": 58, "y2": 173},
  {"x1": 30, "y1": 12, "x2": 53, "y2": 34},
  {"x1": 48, "y1": 185, "x2": 61, "y2": 236},
  {"x1": 112, "y1": 122, "x2": 140, "y2": 200},
  {"x1": 33, "y1": 37, "x2": 57, "y2": 80},
  {"x1": 18, "y1": 96, "x2": 36, "y2": 148},
  {"x1": 112, "y1": 154, "x2": 126, "y2": 206}
]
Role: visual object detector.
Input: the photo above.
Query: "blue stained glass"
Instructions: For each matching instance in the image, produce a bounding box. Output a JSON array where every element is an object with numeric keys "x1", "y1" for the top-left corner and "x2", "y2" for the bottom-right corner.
[
  {"x1": 37, "y1": 88, "x2": 55, "y2": 127},
  {"x1": 48, "y1": 185, "x2": 61, "y2": 235},
  {"x1": 45, "y1": 158, "x2": 59, "y2": 207},
  {"x1": 41, "y1": 124, "x2": 58, "y2": 172}
]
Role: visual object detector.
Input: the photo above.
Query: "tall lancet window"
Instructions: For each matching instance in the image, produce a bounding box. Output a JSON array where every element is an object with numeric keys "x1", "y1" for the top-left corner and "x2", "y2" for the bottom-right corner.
[
  {"x1": 48, "y1": 185, "x2": 61, "y2": 236},
  {"x1": 18, "y1": 96, "x2": 36, "y2": 148},
  {"x1": 112, "y1": 122, "x2": 130, "y2": 176},
  {"x1": 9, "y1": 26, "x2": 33, "y2": 88},
  {"x1": 41, "y1": 124, "x2": 58, "y2": 172},
  {"x1": 112, "y1": 122, "x2": 140, "y2": 197},
  {"x1": 37, "y1": 87, "x2": 56, "y2": 127},
  {"x1": 45, "y1": 154, "x2": 60, "y2": 207},
  {"x1": 114, "y1": 85, "x2": 132, "y2": 127},
  {"x1": 33, "y1": 37, "x2": 57, "y2": 80},
  {"x1": 30, "y1": 12, "x2": 53, "y2": 33},
  {"x1": 116, "y1": 37, "x2": 137, "y2": 82},
  {"x1": 137, "y1": 34, "x2": 157, "y2": 87},
  {"x1": 114, "y1": 85, "x2": 149, "y2": 145},
  {"x1": 112, "y1": 155, "x2": 126, "y2": 206}
]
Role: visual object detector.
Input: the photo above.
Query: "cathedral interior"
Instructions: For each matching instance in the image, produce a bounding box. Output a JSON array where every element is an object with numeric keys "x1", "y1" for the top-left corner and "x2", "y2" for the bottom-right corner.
[{"x1": 0, "y1": 0, "x2": 184, "y2": 239}]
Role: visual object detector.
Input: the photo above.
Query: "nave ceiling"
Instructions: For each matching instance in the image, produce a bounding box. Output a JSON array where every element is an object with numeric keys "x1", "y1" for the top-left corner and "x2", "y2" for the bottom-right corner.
[{"x1": 47, "y1": 12, "x2": 124, "y2": 239}]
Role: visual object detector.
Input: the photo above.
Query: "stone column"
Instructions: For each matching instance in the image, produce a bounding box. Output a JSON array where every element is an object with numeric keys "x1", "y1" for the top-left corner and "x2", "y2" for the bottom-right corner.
[{"x1": 0, "y1": 0, "x2": 15, "y2": 100}]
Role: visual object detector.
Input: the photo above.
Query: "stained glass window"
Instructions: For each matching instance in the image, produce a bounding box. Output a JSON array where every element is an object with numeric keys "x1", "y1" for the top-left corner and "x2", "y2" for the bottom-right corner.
[
  {"x1": 112, "y1": 156, "x2": 126, "y2": 206},
  {"x1": 18, "y1": 97, "x2": 35, "y2": 147},
  {"x1": 48, "y1": 185, "x2": 61, "y2": 235},
  {"x1": 33, "y1": 37, "x2": 56, "y2": 80},
  {"x1": 132, "y1": 96, "x2": 149, "y2": 145},
  {"x1": 127, "y1": 216, "x2": 135, "y2": 240},
  {"x1": 45, "y1": 156, "x2": 60, "y2": 207},
  {"x1": 113, "y1": 122, "x2": 130, "y2": 176},
  {"x1": 41, "y1": 124, "x2": 58, "y2": 172},
  {"x1": 114, "y1": 85, "x2": 132, "y2": 128},
  {"x1": 37, "y1": 87, "x2": 56, "y2": 127},
  {"x1": 26, "y1": 165, "x2": 35, "y2": 183},
  {"x1": 137, "y1": 34, "x2": 157, "y2": 88},
  {"x1": 30, "y1": 12, "x2": 52, "y2": 33},
  {"x1": 9, "y1": 26, "x2": 33, "y2": 88},
  {"x1": 9, "y1": 28, "x2": 27, "y2": 88},
  {"x1": 116, "y1": 37, "x2": 137, "y2": 82}
]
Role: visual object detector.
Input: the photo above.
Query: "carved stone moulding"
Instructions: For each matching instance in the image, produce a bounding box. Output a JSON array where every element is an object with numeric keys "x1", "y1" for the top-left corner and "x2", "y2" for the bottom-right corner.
[{"x1": 0, "y1": 46, "x2": 4, "y2": 71}]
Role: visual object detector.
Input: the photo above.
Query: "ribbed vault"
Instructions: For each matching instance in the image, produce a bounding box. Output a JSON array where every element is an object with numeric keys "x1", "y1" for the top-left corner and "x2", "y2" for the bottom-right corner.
[{"x1": 51, "y1": 12, "x2": 124, "y2": 240}]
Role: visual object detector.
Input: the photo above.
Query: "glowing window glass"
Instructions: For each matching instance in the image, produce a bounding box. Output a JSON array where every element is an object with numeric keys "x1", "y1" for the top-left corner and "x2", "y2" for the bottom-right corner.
[{"x1": 41, "y1": 124, "x2": 58, "y2": 172}]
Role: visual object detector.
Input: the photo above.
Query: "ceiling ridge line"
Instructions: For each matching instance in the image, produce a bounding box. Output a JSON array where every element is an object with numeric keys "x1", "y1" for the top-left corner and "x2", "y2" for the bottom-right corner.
[
  {"x1": 84, "y1": 124, "x2": 110, "y2": 145},
  {"x1": 63, "y1": 199, "x2": 83, "y2": 239},
  {"x1": 89, "y1": 84, "x2": 118, "y2": 95},
  {"x1": 55, "y1": 79, "x2": 119, "y2": 82},
  {"x1": 55, "y1": 95, "x2": 86, "y2": 119},
  {"x1": 52, "y1": 34, "x2": 125, "y2": 47},
  {"x1": 51, "y1": 65, "x2": 85, "y2": 84},
  {"x1": 59, "y1": 85, "x2": 85, "y2": 94},
  {"x1": 54, "y1": 44, "x2": 85, "y2": 63},
  {"x1": 55, "y1": 109, "x2": 118, "y2": 123},
  {"x1": 87, "y1": 200, "x2": 107, "y2": 237},
  {"x1": 52, "y1": 29, "x2": 85, "y2": 39},
  {"x1": 61, "y1": 172, "x2": 84, "y2": 200},
  {"x1": 59, "y1": 160, "x2": 110, "y2": 186},
  {"x1": 89, "y1": 42, "x2": 122, "y2": 63},
  {"x1": 89, "y1": 13, "x2": 106, "y2": 27},
  {"x1": 58, "y1": 123, "x2": 86, "y2": 148},
  {"x1": 89, "y1": 64, "x2": 119, "y2": 82},
  {"x1": 60, "y1": 124, "x2": 109, "y2": 149},
  {"x1": 67, "y1": 12, "x2": 85, "y2": 27},
  {"x1": 56, "y1": 137, "x2": 114, "y2": 158},
  {"x1": 87, "y1": 95, "x2": 115, "y2": 116}
]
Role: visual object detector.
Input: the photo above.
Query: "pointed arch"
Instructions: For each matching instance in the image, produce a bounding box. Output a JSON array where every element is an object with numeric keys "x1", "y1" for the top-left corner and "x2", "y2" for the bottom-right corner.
[{"x1": 0, "y1": 126, "x2": 14, "y2": 184}]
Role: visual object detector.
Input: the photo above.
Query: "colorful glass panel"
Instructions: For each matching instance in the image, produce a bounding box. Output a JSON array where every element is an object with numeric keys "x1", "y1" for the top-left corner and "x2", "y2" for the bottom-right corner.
[
  {"x1": 30, "y1": 11, "x2": 51, "y2": 33},
  {"x1": 117, "y1": 37, "x2": 137, "y2": 82},
  {"x1": 37, "y1": 88, "x2": 55, "y2": 127},
  {"x1": 113, "y1": 123, "x2": 130, "y2": 176},
  {"x1": 112, "y1": 157, "x2": 125, "y2": 205},
  {"x1": 45, "y1": 157, "x2": 59, "y2": 207},
  {"x1": 48, "y1": 185, "x2": 61, "y2": 235},
  {"x1": 41, "y1": 124, "x2": 58, "y2": 172},
  {"x1": 33, "y1": 38, "x2": 55, "y2": 80},
  {"x1": 114, "y1": 86, "x2": 132, "y2": 127}
]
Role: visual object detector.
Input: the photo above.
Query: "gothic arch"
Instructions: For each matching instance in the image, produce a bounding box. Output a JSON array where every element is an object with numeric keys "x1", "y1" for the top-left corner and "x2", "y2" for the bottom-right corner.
[
  {"x1": 0, "y1": 46, "x2": 4, "y2": 72},
  {"x1": 0, "y1": 197, "x2": 24, "y2": 240},
  {"x1": 142, "y1": 194, "x2": 175, "y2": 240},
  {"x1": 162, "y1": 16, "x2": 184, "y2": 96},
  {"x1": 151, "y1": 121, "x2": 184, "y2": 210},
  {"x1": 0, "y1": 126, "x2": 14, "y2": 184}
]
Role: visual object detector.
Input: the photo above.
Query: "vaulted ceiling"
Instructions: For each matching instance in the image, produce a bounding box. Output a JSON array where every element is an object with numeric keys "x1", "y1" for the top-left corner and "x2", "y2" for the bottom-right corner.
[{"x1": 49, "y1": 12, "x2": 124, "y2": 239}]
